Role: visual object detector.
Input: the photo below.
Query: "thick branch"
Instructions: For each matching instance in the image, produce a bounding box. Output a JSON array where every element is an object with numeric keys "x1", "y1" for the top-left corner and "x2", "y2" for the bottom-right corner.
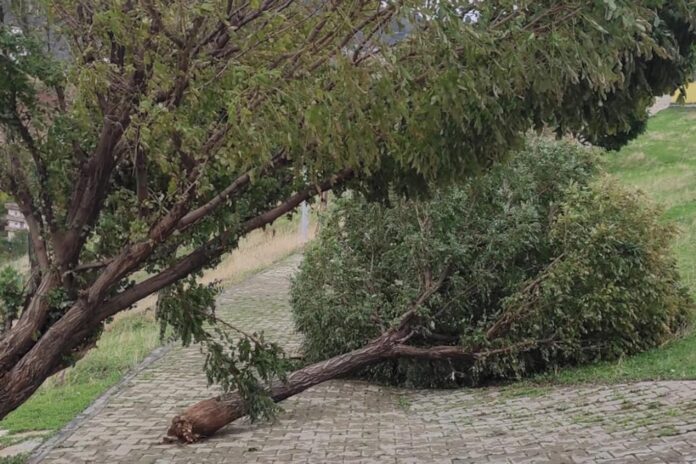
[
  {"x1": 177, "y1": 150, "x2": 289, "y2": 231},
  {"x1": 60, "y1": 38, "x2": 151, "y2": 270},
  {"x1": 167, "y1": 326, "x2": 549, "y2": 443},
  {"x1": 389, "y1": 340, "x2": 546, "y2": 360},
  {"x1": 5, "y1": 153, "x2": 50, "y2": 271},
  {"x1": 96, "y1": 168, "x2": 354, "y2": 322},
  {"x1": 81, "y1": 120, "x2": 237, "y2": 302},
  {"x1": 0, "y1": 272, "x2": 59, "y2": 373},
  {"x1": 59, "y1": 114, "x2": 126, "y2": 265}
]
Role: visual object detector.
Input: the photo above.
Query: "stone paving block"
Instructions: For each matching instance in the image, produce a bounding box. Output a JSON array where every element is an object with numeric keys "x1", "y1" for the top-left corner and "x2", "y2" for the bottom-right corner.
[{"x1": 29, "y1": 256, "x2": 696, "y2": 464}]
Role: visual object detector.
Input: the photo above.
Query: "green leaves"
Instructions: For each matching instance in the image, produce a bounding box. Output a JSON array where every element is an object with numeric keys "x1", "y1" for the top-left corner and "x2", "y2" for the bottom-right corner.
[
  {"x1": 0, "y1": 23, "x2": 64, "y2": 125},
  {"x1": 292, "y1": 139, "x2": 692, "y2": 388},
  {"x1": 0, "y1": 266, "x2": 23, "y2": 328},
  {"x1": 2, "y1": 0, "x2": 693, "y2": 272},
  {"x1": 156, "y1": 278, "x2": 288, "y2": 421}
]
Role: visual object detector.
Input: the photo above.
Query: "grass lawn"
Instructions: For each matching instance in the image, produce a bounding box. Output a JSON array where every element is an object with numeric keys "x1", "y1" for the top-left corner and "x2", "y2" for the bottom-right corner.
[
  {"x1": 533, "y1": 107, "x2": 696, "y2": 385},
  {"x1": 0, "y1": 312, "x2": 160, "y2": 435}
]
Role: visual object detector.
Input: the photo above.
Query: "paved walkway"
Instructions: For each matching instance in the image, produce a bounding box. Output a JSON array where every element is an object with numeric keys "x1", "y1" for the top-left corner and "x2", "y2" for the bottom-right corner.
[
  {"x1": 33, "y1": 256, "x2": 696, "y2": 464},
  {"x1": 650, "y1": 95, "x2": 673, "y2": 115}
]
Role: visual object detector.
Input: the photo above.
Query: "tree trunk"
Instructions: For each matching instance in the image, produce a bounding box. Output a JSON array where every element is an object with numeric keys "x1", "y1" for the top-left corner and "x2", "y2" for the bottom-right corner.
[
  {"x1": 0, "y1": 273, "x2": 59, "y2": 373},
  {"x1": 168, "y1": 332, "x2": 404, "y2": 443},
  {"x1": 167, "y1": 267, "x2": 460, "y2": 443},
  {"x1": 166, "y1": 333, "x2": 538, "y2": 443},
  {"x1": 0, "y1": 299, "x2": 94, "y2": 418}
]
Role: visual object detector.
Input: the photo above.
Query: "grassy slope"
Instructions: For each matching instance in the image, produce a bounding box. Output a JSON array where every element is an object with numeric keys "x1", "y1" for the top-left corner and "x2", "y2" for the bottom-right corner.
[
  {"x1": 535, "y1": 107, "x2": 696, "y2": 384},
  {"x1": 0, "y1": 314, "x2": 160, "y2": 434}
]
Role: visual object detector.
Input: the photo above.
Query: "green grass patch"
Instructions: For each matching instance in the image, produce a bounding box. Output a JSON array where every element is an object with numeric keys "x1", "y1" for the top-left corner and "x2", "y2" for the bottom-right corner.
[
  {"x1": 656, "y1": 425, "x2": 680, "y2": 437},
  {"x1": 0, "y1": 312, "x2": 160, "y2": 434},
  {"x1": 535, "y1": 330, "x2": 696, "y2": 385},
  {"x1": 535, "y1": 107, "x2": 696, "y2": 386},
  {"x1": 607, "y1": 107, "x2": 696, "y2": 292},
  {"x1": 396, "y1": 395, "x2": 412, "y2": 411},
  {"x1": 0, "y1": 454, "x2": 29, "y2": 464}
]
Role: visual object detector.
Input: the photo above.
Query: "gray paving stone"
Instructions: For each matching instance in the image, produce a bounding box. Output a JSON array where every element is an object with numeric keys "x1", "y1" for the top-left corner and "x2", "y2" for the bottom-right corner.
[{"x1": 30, "y1": 255, "x2": 696, "y2": 463}]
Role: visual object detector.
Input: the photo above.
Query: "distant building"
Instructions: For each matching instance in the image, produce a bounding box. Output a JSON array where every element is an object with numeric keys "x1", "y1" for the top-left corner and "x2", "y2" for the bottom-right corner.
[
  {"x1": 5, "y1": 203, "x2": 28, "y2": 239},
  {"x1": 672, "y1": 82, "x2": 696, "y2": 105}
]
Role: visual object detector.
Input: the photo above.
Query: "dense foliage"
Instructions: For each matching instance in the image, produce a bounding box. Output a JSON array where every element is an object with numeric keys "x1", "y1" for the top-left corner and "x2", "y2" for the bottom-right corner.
[
  {"x1": 0, "y1": 266, "x2": 23, "y2": 333},
  {"x1": 1, "y1": 0, "x2": 695, "y2": 419},
  {"x1": 292, "y1": 140, "x2": 692, "y2": 387},
  {"x1": 0, "y1": 232, "x2": 27, "y2": 263}
]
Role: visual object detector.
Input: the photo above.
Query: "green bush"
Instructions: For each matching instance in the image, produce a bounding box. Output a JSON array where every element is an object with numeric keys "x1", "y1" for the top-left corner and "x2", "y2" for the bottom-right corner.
[
  {"x1": 291, "y1": 139, "x2": 692, "y2": 388},
  {"x1": 0, "y1": 231, "x2": 28, "y2": 262},
  {"x1": 0, "y1": 266, "x2": 23, "y2": 331}
]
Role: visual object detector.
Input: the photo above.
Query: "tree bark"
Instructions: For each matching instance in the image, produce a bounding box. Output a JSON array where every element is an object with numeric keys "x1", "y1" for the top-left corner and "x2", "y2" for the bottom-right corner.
[
  {"x1": 166, "y1": 335, "x2": 545, "y2": 442},
  {"x1": 0, "y1": 273, "x2": 59, "y2": 373},
  {"x1": 0, "y1": 299, "x2": 93, "y2": 418},
  {"x1": 167, "y1": 264, "x2": 457, "y2": 443},
  {"x1": 168, "y1": 332, "x2": 403, "y2": 443}
]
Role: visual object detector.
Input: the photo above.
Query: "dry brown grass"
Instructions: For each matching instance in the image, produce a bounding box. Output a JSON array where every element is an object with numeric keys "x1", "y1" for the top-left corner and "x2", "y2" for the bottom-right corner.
[
  {"x1": 200, "y1": 223, "x2": 315, "y2": 286},
  {"x1": 7, "y1": 255, "x2": 29, "y2": 274},
  {"x1": 4, "y1": 218, "x2": 314, "y2": 323},
  {"x1": 123, "y1": 219, "x2": 315, "y2": 318}
]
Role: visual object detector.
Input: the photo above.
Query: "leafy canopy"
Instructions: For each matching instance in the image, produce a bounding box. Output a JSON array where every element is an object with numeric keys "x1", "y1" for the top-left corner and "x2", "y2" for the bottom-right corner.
[
  {"x1": 0, "y1": 0, "x2": 694, "y2": 419},
  {"x1": 292, "y1": 139, "x2": 692, "y2": 387}
]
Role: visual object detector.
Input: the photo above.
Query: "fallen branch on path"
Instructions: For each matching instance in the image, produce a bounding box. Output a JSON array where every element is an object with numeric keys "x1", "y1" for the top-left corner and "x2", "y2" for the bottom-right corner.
[{"x1": 166, "y1": 267, "x2": 551, "y2": 443}]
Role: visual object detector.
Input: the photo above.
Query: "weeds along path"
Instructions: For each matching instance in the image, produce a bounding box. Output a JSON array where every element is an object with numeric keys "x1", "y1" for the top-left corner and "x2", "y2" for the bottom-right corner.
[{"x1": 31, "y1": 255, "x2": 696, "y2": 464}]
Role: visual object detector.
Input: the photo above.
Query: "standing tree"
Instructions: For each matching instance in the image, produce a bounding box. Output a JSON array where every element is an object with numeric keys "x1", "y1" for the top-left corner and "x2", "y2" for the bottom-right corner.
[{"x1": 0, "y1": 0, "x2": 694, "y2": 432}]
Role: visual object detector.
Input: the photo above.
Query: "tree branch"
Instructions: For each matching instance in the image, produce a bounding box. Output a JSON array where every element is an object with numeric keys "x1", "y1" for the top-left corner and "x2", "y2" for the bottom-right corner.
[
  {"x1": 4, "y1": 153, "x2": 50, "y2": 271},
  {"x1": 60, "y1": 64, "x2": 149, "y2": 269},
  {"x1": 95, "y1": 167, "x2": 354, "y2": 322},
  {"x1": 11, "y1": 105, "x2": 57, "y2": 236},
  {"x1": 389, "y1": 339, "x2": 553, "y2": 361},
  {"x1": 177, "y1": 150, "x2": 289, "y2": 231},
  {"x1": 393, "y1": 263, "x2": 451, "y2": 336}
]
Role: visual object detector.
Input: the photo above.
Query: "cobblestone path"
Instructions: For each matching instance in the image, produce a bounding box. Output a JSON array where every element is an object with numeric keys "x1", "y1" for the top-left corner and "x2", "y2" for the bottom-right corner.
[{"x1": 34, "y1": 256, "x2": 696, "y2": 464}]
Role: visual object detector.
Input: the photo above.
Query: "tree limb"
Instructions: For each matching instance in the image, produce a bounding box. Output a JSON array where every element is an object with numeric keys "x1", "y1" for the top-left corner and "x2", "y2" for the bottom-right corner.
[
  {"x1": 177, "y1": 150, "x2": 289, "y2": 231},
  {"x1": 96, "y1": 167, "x2": 354, "y2": 322},
  {"x1": 5, "y1": 152, "x2": 50, "y2": 271},
  {"x1": 11, "y1": 106, "x2": 57, "y2": 236}
]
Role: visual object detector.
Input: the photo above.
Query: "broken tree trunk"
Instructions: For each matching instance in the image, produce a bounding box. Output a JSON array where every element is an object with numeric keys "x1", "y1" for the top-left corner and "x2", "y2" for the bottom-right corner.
[
  {"x1": 166, "y1": 326, "x2": 551, "y2": 443},
  {"x1": 168, "y1": 267, "x2": 454, "y2": 442},
  {"x1": 166, "y1": 266, "x2": 547, "y2": 443},
  {"x1": 167, "y1": 329, "x2": 407, "y2": 442},
  {"x1": 168, "y1": 266, "x2": 471, "y2": 442},
  {"x1": 167, "y1": 331, "x2": 545, "y2": 443}
]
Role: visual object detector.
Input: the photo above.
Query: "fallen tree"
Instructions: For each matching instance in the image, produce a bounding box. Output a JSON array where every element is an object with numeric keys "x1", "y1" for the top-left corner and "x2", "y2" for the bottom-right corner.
[
  {"x1": 170, "y1": 332, "x2": 548, "y2": 442},
  {"x1": 168, "y1": 139, "x2": 692, "y2": 442},
  {"x1": 1, "y1": 0, "x2": 695, "y2": 422},
  {"x1": 168, "y1": 268, "x2": 555, "y2": 442},
  {"x1": 168, "y1": 269, "x2": 464, "y2": 442}
]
